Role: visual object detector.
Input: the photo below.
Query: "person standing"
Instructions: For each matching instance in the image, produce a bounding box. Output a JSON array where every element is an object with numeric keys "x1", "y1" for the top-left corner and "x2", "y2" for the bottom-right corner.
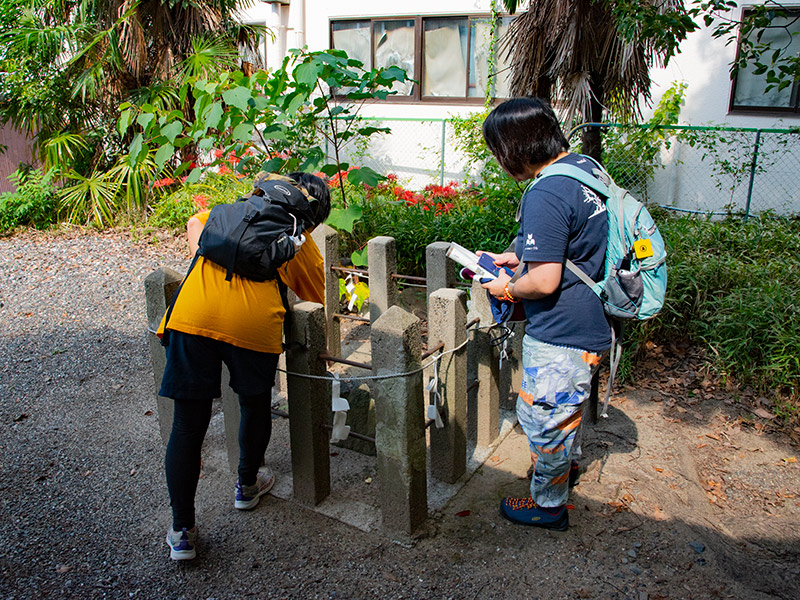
[
  {"x1": 480, "y1": 98, "x2": 611, "y2": 530},
  {"x1": 157, "y1": 172, "x2": 331, "y2": 559}
]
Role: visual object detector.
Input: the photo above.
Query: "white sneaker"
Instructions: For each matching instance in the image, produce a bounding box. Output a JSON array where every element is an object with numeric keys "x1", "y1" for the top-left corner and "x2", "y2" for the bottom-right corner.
[
  {"x1": 234, "y1": 467, "x2": 275, "y2": 510},
  {"x1": 165, "y1": 527, "x2": 197, "y2": 561}
]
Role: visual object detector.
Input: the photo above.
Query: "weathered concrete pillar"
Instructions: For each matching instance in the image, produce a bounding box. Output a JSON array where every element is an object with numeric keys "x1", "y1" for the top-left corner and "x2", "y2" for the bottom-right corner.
[
  {"x1": 427, "y1": 289, "x2": 467, "y2": 483},
  {"x1": 371, "y1": 306, "x2": 426, "y2": 541},
  {"x1": 285, "y1": 301, "x2": 330, "y2": 505},
  {"x1": 425, "y1": 241, "x2": 455, "y2": 298},
  {"x1": 368, "y1": 236, "x2": 397, "y2": 324},
  {"x1": 143, "y1": 267, "x2": 182, "y2": 444},
  {"x1": 312, "y1": 224, "x2": 341, "y2": 357},
  {"x1": 468, "y1": 280, "x2": 500, "y2": 447}
]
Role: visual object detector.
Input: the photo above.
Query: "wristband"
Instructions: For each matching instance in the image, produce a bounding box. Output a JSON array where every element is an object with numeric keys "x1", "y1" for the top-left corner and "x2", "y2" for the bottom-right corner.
[{"x1": 503, "y1": 282, "x2": 518, "y2": 303}]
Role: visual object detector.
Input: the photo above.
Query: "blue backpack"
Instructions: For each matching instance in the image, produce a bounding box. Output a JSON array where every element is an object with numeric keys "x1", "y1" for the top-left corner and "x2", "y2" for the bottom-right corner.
[
  {"x1": 537, "y1": 157, "x2": 667, "y2": 321},
  {"x1": 535, "y1": 156, "x2": 668, "y2": 416}
]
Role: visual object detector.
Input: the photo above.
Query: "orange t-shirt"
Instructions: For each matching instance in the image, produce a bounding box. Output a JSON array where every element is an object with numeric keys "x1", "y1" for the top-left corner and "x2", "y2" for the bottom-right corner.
[{"x1": 157, "y1": 211, "x2": 324, "y2": 353}]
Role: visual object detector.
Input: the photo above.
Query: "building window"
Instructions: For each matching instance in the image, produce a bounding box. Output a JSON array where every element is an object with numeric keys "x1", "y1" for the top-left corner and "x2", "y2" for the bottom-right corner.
[
  {"x1": 730, "y1": 9, "x2": 800, "y2": 113},
  {"x1": 330, "y1": 15, "x2": 513, "y2": 103}
]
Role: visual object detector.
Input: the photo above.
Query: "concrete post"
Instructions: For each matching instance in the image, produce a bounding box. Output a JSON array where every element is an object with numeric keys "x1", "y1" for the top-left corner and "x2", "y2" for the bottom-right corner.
[
  {"x1": 285, "y1": 301, "x2": 330, "y2": 505},
  {"x1": 425, "y1": 241, "x2": 455, "y2": 298},
  {"x1": 427, "y1": 289, "x2": 467, "y2": 483},
  {"x1": 312, "y1": 224, "x2": 341, "y2": 357},
  {"x1": 371, "y1": 306, "x2": 426, "y2": 541},
  {"x1": 143, "y1": 267, "x2": 183, "y2": 444},
  {"x1": 368, "y1": 236, "x2": 397, "y2": 324},
  {"x1": 468, "y1": 280, "x2": 500, "y2": 447}
]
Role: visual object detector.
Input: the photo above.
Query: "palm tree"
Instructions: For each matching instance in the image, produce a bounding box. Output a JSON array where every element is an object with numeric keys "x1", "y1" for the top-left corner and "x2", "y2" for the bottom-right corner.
[
  {"x1": 0, "y1": 0, "x2": 263, "y2": 168},
  {"x1": 499, "y1": 0, "x2": 687, "y2": 160}
]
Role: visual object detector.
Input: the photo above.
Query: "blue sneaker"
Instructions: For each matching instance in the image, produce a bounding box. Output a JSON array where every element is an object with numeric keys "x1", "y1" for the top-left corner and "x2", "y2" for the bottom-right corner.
[
  {"x1": 166, "y1": 527, "x2": 197, "y2": 561},
  {"x1": 234, "y1": 466, "x2": 275, "y2": 510},
  {"x1": 499, "y1": 497, "x2": 569, "y2": 531}
]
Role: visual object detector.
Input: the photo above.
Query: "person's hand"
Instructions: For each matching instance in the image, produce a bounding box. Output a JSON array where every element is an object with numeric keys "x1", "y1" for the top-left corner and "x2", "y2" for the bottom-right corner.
[
  {"x1": 477, "y1": 250, "x2": 519, "y2": 269},
  {"x1": 480, "y1": 271, "x2": 511, "y2": 299}
]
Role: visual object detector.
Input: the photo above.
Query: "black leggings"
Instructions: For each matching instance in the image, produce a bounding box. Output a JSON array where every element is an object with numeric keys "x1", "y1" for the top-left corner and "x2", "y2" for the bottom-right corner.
[{"x1": 165, "y1": 392, "x2": 272, "y2": 530}]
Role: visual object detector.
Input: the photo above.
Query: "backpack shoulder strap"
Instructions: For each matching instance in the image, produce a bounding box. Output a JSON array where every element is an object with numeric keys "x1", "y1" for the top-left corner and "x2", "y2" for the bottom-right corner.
[{"x1": 538, "y1": 162, "x2": 611, "y2": 198}]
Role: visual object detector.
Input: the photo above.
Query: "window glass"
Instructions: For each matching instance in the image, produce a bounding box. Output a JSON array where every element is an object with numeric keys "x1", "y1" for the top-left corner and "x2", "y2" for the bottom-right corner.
[
  {"x1": 374, "y1": 20, "x2": 416, "y2": 96},
  {"x1": 493, "y1": 17, "x2": 514, "y2": 99},
  {"x1": 732, "y1": 12, "x2": 800, "y2": 110},
  {"x1": 468, "y1": 18, "x2": 492, "y2": 98},
  {"x1": 332, "y1": 21, "x2": 372, "y2": 69},
  {"x1": 423, "y1": 18, "x2": 468, "y2": 97}
]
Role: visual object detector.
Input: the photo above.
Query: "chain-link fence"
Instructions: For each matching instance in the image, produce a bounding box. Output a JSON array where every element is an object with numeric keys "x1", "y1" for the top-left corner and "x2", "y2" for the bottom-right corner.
[{"x1": 330, "y1": 118, "x2": 800, "y2": 218}]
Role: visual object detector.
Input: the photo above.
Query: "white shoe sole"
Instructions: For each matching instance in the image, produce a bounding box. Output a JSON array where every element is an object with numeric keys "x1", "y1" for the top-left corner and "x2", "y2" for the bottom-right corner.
[{"x1": 234, "y1": 473, "x2": 275, "y2": 510}]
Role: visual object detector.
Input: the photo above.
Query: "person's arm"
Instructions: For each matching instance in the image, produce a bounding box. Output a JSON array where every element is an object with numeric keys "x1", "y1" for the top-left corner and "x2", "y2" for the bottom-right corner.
[
  {"x1": 481, "y1": 261, "x2": 562, "y2": 301},
  {"x1": 187, "y1": 216, "x2": 204, "y2": 255}
]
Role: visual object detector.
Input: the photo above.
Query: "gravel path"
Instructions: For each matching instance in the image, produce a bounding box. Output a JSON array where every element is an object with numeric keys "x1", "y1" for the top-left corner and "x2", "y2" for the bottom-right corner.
[{"x1": 1, "y1": 228, "x2": 798, "y2": 600}]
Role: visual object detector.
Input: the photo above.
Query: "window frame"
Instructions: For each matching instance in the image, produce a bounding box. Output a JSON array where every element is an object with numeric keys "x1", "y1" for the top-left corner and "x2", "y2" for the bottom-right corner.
[
  {"x1": 729, "y1": 7, "x2": 800, "y2": 115},
  {"x1": 329, "y1": 14, "x2": 512, "y2": 104}
]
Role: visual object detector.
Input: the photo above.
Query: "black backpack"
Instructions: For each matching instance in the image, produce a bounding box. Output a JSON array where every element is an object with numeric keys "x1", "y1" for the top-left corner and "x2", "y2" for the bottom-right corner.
[{"x1": 198, "y1": 177, "x2": 318, "y2": 282}]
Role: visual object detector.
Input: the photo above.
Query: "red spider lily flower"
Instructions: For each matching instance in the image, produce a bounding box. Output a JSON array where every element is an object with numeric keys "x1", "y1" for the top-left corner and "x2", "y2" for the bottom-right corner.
[
  {"x1": 192, "y1": 194, "x2": 209, "y2": 210},
  {"x1": 218, "y1": 165, "x2": 232, "y2": 175},
  {"x1": 153, "y1": 177, "x2": 175, "y2": 188}
]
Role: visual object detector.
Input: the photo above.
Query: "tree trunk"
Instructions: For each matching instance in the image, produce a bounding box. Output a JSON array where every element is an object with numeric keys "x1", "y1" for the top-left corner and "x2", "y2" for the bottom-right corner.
[{"x1": 581, "y1": 72, "x2": 604, "y2": 163}]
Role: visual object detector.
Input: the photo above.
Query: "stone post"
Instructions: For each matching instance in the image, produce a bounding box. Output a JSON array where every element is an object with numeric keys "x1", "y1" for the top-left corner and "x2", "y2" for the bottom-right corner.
[
  {"x1": 368, "y1": 236, "x2": 397, "y2": 324},
  {"x1": 468, "y1": 279, "x2": 500, "y2": 447},
  {"x1": 312, "y1": 224, "x2": 341, "y2": 357},
  {"x1": 425, "y1": 241, "x2": 455, "y2": 298},
  {"x1": 286, "y1": 301, "x2": 330, "y2": 505},
  {"x1": 143, "y1": 267, "x2": 182, "y2": 444},
  {"x1": 371, "y1": 306, "x2": 426, "y2": 541},
  {"x1": 427, "y1": 289, "x2": 467, "y2": 483}
]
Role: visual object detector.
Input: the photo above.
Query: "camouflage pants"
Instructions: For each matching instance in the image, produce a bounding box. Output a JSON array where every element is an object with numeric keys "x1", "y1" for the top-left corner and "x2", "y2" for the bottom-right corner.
[{"x1": 517, "y1": 336, "x2": 599, "y2": 507}]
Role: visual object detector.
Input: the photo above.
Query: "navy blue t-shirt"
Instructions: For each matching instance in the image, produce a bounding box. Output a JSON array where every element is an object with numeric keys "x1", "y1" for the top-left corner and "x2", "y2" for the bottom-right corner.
[{"x1": 514, "y1": 153, "x2": 612, "y2": 352}]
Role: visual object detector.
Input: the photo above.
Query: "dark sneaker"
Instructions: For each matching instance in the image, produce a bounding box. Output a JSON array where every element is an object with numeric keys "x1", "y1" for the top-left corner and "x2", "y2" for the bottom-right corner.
[
  {"x1": 499, "y1": 497, "x2": 569, "y2": 531},
  {"x1": 234, "y1": 466, "x2": 275, "y2": 510},
  {"x1": 526, "y1": 460, "x2": 580, "y2": 488},
  {"x1": 166, "y1": 527, "x2": 197, "y2": 561}
]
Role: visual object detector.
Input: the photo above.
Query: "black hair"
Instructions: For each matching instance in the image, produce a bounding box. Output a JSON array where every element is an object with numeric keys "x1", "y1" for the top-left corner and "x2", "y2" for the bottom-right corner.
[
  {"x1": 482, "y1": 97, "x2": 568, "y2": 178},
  {"x1": 288, "y1": 171, "x2": 331, "y2": 227}
]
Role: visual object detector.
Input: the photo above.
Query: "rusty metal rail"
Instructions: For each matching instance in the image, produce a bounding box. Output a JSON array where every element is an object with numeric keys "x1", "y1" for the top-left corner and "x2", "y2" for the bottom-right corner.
[{"x1": 319, "y1": 352, "x2": 372, "y2": 370}]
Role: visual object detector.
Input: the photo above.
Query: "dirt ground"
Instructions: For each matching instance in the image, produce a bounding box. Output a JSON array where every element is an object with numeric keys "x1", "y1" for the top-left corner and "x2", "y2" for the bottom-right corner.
[{"x1": 1, "y1": 227, "x2": 798, "y2": 600}]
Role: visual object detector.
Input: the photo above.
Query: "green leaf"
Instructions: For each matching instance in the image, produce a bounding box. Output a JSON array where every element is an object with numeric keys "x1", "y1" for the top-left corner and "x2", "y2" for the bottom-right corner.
[
  {"x1": 136, "y1": 113, "x2": 154, "y2": 130},
  {"x1": 154, "y1": 143, "x2": 174, "y2": 170},
  {"x1": 161, "y1": 121, "x2": 183, "y2": 143},
  {"x1": 204, "y1": 102, "x2": 224, "y2": 130},
  {"x1": 347, "y1": 166, "x2": 383, "y2": 187},
  {"x1": 232, "y1": 123, "x2": 254, "y2": 142},
  {"x1": 294, "y1": 61, "x2": 320, "y2": 87},
  {"x1": 222, "y1": 86, "x2": 253, "y2": 111},
  {"x1": 118, "y1": 109, "x2": 133, "y2": 137},
  {"x1": 350, "y1": 247, "x2": 368, "y2": 267},
  {"x1": 326, "y1": 206, "x2": 363, "y2": 232},
  {"x1": 261, "y1": 157, "x2": 284, "y2": 172},
  {"x1": 320, "y1": 163, "x2": 343, "y2": 176},
  {"x1": 128, "y1": 134, "x2": 143, "y2": 164},
  {"x1": 185, "y1": 167, "x2": 203, "y2": 184}
]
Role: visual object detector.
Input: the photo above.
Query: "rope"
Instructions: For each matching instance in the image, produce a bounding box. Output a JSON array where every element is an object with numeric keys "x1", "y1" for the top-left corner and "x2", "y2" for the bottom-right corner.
[{"x1": 276, "y1": 320, "x2": 498, "y2": 384}]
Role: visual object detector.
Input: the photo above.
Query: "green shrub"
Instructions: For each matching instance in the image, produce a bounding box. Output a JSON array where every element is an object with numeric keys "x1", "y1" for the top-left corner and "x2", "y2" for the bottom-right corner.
[
  {"x1": 0, "y1": 167, "x2": 60, "y2": 233},
  {"x1": 148, "y1": 173, "x2": 251, "y2": 231},
  {"x1": 331, "y1": 174, "x2": 519, "y2": 276}
]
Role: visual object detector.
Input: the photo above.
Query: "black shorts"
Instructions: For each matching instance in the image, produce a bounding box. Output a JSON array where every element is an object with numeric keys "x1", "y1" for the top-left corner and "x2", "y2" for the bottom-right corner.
[{"x1": 159, "y1": 330, "x2": 279, "y2": 400}]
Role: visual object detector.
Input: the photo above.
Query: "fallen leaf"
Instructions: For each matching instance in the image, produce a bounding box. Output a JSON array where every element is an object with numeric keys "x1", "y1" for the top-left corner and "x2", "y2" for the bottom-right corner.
[
  {"x1": 753, "y1": 408, "x2": 775, "y2": 420},
  {"x1": 654, "y1": 467, "x2": 664, "y2": 472},
  {"x1": 56, "y1": 565, "x2": 71, "y2": 573},
  {"x1": 455, "y1": 510, "x2": 471, "y2": 517},
  {"x1": 706, "y1": 433, "x2": 721, "y2": 441},
  {"x1": 143, "y1": 410, "x2": 153, "y2": 416},
  {"x1": 696, "y1": 443, "x2": 707, "y2": 449},
  {"x1": 784, "y1": 457, "x2": 797, "y2": 464}
]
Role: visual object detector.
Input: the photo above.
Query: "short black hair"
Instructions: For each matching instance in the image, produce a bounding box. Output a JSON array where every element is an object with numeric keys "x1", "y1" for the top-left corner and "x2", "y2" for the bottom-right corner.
[
  {"x1": 288, "y1": 172, "x2": 331, "y2": 226},
  {"x1": 482, "y1": 98, "x2": 568, "y2": 178}
]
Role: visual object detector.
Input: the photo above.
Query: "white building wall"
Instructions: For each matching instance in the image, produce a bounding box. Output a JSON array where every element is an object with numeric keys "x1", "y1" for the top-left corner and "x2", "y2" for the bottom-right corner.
[{"x1": 237, "y1": 1, "x2": 800, "y2": 212}]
